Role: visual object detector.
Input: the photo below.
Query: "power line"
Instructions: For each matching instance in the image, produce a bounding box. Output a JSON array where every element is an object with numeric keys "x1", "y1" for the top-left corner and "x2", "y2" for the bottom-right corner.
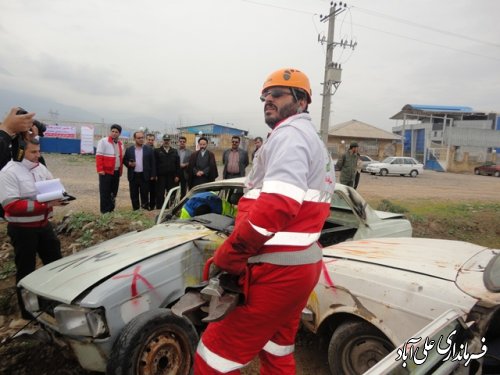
[
  {"x1": 352, "y1": 21, "x2": 500, "y2": 62},
  {"x1": 352, "y1": 5, "x2": 500, "y2": 48}
]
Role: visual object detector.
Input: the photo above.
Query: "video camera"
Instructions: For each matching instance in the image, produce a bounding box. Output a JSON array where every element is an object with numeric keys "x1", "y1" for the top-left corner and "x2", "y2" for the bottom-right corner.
[{"x1": 16, "y1": 108, "x2": 47, "y2": 137}]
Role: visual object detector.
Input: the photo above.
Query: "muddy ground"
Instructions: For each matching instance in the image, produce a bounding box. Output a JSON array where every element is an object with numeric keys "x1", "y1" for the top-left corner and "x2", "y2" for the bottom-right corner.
[{"x1": 0, "y1": 153, "x2": 499, "y2": 375}]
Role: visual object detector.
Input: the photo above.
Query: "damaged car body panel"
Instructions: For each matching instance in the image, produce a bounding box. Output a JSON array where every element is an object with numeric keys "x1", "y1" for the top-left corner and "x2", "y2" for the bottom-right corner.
[{"x1": 303, "y1": 237, "x2": 500, "y2": 374}]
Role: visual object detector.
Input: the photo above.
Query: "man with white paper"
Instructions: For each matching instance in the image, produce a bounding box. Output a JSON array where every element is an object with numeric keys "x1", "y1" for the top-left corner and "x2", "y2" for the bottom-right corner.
[{"x1": 0, "y1": 138, "x2": 64, "y2": 320}]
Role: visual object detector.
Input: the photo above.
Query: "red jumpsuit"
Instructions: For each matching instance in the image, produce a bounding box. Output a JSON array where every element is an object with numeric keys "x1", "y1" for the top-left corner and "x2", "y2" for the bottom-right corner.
[{"x1": 194, "y1": 113, "x2": 335, "y2": 374}]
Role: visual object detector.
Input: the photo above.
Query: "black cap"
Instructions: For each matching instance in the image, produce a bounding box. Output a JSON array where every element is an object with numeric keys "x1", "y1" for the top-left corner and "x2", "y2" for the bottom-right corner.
[
  {"x1": 163, "y1": 135, "x2": 171, "y2": 140},
  {"x1": 110, "y1": 124, "x2": 122, "y2": 133},
  {"x1": 349, "y1": 142, "x2": 359, "y2": 149}
]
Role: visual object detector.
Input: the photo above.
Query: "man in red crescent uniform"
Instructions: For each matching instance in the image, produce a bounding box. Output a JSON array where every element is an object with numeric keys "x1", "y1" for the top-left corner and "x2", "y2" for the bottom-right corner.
[{"x1": 194, "y1": 68, "x2": 336, "y2": 374}]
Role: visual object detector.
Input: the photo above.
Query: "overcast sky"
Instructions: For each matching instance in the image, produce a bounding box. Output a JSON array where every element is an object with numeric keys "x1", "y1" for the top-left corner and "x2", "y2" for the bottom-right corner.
[{"x1": 1, "y1": 0, "x2": 499, "y2": 136}]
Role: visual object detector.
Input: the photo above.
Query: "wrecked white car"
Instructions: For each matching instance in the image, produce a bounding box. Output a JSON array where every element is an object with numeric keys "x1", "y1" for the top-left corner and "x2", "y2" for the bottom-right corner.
[
  {"x1": 302, "y1": 238, "x2": 500, "y2": 375},
  {"x1": 17, "y1": 178, "x2": 411, "y2": 374}
]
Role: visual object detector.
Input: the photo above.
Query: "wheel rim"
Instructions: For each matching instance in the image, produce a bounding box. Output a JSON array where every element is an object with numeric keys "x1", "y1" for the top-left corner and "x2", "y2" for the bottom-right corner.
[
  {"x1": 495, "y1": 171, "x2": 500, "y2": 177},
  {"x1": 137, "y1": 328, "x2": 191, "y2": 375},
  {"x1": 341, "y1": 335, "x2": 392, "y2": 374},
  {"x1": 380, "y1": 169, "x2": 387, "y2": 176}
]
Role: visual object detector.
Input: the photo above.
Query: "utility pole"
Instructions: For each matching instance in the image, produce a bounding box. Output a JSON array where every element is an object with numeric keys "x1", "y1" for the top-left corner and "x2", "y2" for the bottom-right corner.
[{"x1": 319, "y1": 2, "x2": 357, "y2": 146}]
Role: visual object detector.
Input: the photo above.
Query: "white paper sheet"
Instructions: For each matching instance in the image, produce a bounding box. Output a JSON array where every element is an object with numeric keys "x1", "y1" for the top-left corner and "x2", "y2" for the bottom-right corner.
[{"x1": 35, "y1": 178, "x2": 66, "y2": 202}]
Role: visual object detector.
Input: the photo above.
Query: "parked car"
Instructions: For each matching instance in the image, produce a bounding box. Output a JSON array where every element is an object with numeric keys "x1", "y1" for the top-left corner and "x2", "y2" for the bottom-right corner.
[
  {"x1": 367, "y1": 156, "x2": 424, "y2": 177},
  {"x1": 359, "y1": 154, "x2": 378, "y2": 172},
  {"x1": 17, "y1": 178, "x2": 411, "y2": 374},
  {"x1": 302, "y1": 237, "x2": 500, "y2": 375},
  {"x1": 474, "y1": 162, "x2": 500, "y2": 177}
]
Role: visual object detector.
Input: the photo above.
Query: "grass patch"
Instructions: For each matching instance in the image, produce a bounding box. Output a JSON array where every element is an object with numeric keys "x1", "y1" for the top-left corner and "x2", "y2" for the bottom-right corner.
[
  {"x1": 0, "y1": 260, "x2": 16, "y2": 281},
  {"x1": 371, "y1": 199, "x2": 500, "y2": 248}
]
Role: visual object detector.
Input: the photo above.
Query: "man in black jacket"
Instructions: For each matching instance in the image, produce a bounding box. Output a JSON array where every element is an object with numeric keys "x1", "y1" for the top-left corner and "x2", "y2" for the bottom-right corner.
[
  {"x1": 155, "y1": 135, "x2": 180, "y2": 208},
  {"x1": 123, "y1": 131, "x2": 156, "y2": 210}
]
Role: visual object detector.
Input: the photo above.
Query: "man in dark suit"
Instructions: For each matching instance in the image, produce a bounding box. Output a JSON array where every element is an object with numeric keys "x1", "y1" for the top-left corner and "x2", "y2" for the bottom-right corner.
[
  {"x1": 188, "y1": 137, "x2": 218, "y2": 188},
  {"x1": 155, "y1": 135, "x2": 180, "y2": 208},
  {"x1": 123, "y1": 131, "x2": 156, "y2": 210}
]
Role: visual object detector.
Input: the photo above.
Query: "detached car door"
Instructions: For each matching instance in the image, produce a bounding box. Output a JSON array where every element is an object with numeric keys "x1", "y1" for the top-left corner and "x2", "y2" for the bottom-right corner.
[{"x1": 364, "y1": 309, "x2": 488, "y2": 375}]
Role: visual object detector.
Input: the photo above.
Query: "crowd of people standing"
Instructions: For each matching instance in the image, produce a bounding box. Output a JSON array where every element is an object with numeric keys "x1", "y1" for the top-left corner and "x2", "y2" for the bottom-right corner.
[{"x1": 97, "y1": 125, "x2": 263, "y2": 214}]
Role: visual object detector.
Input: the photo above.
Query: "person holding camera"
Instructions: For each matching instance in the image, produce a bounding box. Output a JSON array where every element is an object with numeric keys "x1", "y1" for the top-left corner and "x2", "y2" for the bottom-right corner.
[
  {"x1": 0, "y1": 138, "x2": 64, "y2": 320},
  {"x1": 0, "y1": 107, "x2": 36, "y2": 170},
  {"x1": 96, "y1": 124, "x2": 124, "y2": 213}
]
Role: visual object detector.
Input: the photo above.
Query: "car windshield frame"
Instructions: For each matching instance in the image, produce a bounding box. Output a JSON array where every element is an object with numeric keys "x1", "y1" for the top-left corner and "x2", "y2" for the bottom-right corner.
[
  {"x1": 381, "y1": 157, "x2": 395, "y2": 164},
  {"x1": 484, "y1": 252, "x2": 500, "y2": 292}
]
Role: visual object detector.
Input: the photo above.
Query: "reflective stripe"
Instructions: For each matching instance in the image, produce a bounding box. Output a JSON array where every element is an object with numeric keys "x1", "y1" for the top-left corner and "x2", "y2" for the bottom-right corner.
[
  {"x1": 244, "y1": 188, "x2": 332, "y2": 203},
  {"x1": 197, "y1": 339, "x2": 246, "y2": 373},
  {"x1": 1, "y1": 198, "x2": 18, "y2": 206},
  {"x1": 250, "y1": 221, "x2": 274, "y2": 236},
  {"x1": 26, "y1": 200, "x2": 35, "y2": 212},
  {"x1": 304, "y1": 189, "x2": 333, "y2": 203},
  {"x1": 264, "y1": 231, "x2": 321, "y2": 246},
  {"x1": 262, "y1": 181, "x2": 305, "y2": 203},
  {"x1": 248, "y1": 243, "x2": 322, "y2": 265},
  {"x1": 244, "y1": 188, "x2": 261, "y2": 200},
  {"x1": 6, "y1": 215, "x2": 45, "y2": 223},
  {"x1": 263, "y1": 340, "x2": 295, "y2": 357}
]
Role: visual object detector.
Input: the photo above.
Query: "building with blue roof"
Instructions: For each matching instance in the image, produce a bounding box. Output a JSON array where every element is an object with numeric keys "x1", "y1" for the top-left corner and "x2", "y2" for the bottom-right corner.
[
  {"x1": 391, "y1": 104, "x2": 500, "y2": 172},
  {"x1": 177, "y1": 123, "x2": 248, "y2": 136}
]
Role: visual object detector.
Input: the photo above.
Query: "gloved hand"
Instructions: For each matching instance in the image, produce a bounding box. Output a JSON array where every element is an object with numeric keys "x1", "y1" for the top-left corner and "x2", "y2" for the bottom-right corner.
[
  {"x1": 208, "y1": 262, "x2": 222, "y2": 279},
  {"x1": 214, "y1": 220, "x2": 273, "y2": 275}
]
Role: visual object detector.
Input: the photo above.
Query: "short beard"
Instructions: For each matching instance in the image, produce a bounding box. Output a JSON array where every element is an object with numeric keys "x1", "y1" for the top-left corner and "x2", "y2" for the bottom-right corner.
[{"x1": 265, "y1": 102, "x2": 298, "y2": 129}]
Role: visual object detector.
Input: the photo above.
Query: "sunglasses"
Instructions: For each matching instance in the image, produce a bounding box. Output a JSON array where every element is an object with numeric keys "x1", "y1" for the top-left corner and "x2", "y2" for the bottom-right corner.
[{"x1": 260, "y1": 89, "x2": 293, "y2": 102}]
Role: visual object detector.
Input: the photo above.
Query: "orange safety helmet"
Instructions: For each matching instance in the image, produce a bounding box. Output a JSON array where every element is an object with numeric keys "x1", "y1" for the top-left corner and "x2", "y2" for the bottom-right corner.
[{"x1": 262, "y1": 68, "x2": 312, "y2": 103}]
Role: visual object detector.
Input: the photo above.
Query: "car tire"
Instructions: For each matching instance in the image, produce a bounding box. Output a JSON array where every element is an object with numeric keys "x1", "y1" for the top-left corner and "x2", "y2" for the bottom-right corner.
[
  {"x1": 380, "y1": 169, "x2": 388, "y2": 176},
  {"x1": 495, "y1": 171, "x2": 500, "y2": 177},
  {"x1": 107, "y1": 308, "x2": 199, "y2": 375},
  {"x1": 410, "y1": 170, "x2": 418, "y2": 177},
  {"x1": 328, "y1": 320, "x2": 394, "y2": 375},
  {"x1": 474, "y1": 169, "x2": 480, "y2": 175}
]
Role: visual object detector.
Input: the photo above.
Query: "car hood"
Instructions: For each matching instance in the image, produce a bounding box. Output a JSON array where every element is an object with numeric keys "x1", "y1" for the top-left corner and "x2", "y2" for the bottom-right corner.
[
  {"x1": 322, "y1": 238, "x2": 487, "y2": 281},
  {"x1": 367, "y1": 163, "x2": 385, "y2": 168},
  {"x1": 19, "y1": 222, "x2": 213, "y2": 303}
]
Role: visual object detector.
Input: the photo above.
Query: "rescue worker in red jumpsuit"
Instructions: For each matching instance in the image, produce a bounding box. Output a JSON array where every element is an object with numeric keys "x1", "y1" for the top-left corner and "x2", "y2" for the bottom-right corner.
[{"x1": 194, "y1": 68, "x2": 336, "y2": 374}]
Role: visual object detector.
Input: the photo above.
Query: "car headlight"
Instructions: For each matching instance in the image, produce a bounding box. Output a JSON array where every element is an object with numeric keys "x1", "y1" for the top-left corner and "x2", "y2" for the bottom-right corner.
[
  {"x1": 54, "y1": 305, "x2": 108, "y2": 337},
  {"x1": 21, "y1": 289, "x2": 40, "y2": 312}
]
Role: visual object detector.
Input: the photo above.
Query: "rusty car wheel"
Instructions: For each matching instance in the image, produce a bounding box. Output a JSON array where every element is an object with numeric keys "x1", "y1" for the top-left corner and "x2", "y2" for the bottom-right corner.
[
  {"x1": 107, "y1": 308, "x2": 198, "y2": 375},
  {"x1": 328, "y1": 320, "x2": 394, "y2": 375}
]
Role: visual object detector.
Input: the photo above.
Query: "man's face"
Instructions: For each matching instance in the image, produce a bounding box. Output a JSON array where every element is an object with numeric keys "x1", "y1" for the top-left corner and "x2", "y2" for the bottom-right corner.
[
  {"x1": 179, "y1": 138, "x2": 186, "y2": 149},
  {"x1": 134, "y1": 132, "x2": 145, "y2": 146},
  {"x1": 163, "y1": 139, "x2": 170, "y2": 147},
  {"x1": 110, "y1": 128, "x2": 120, "y2": 139},
  {"x1": 24, "y1": 143, "x2": 41, "y2": 163},
  {"x1": 198, "y1": 140, "x2": 207, "y2": 150},
  {"x1": 231, "y1": 138, "x2": 240, "y2": 150},
  {"x1": 146, "y1": 135, "x2": 155, "y2": 146},
  {"x1": 262, "y1": 86, "x2": 301, "y2": 128},
  {"x1": 254, "y1": 139, "x2": 262, "y2": 149}
]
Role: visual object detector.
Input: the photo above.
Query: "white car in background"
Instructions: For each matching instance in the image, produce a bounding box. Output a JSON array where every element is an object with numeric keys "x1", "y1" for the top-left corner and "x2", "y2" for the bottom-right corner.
[
  {"x1": 367, "y1": 156, "x2": 424, "y2": 177},
  {"x1": 359, "y1": 154, "x2": 378, "y2": 172}
]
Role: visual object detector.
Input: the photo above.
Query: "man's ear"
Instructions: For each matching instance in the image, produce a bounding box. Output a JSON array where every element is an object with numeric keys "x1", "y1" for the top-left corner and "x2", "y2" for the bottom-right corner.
[{"x1": 297, "y1": 98, "x2": 308, "y2": 113}]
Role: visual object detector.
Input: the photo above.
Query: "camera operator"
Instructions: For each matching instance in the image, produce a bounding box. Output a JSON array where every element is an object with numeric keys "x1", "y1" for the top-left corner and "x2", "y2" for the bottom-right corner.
[
  {"x1": 0, "y1": 138, "x2": 64, "y2": 319},
  {"x1": 0, "y1": 107, "x2": 36, "y2": 170}
]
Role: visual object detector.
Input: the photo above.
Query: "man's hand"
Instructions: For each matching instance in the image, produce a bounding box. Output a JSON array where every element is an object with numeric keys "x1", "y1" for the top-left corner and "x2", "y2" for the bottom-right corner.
[
  {"x1": 98, "y1": 171, "x2": 105, "y2": 175},
  {"x1": 1, "y1": 108, "x2": 35, "y2": 135},
  {"x1": 174, "y1": 176, "x2": 180, "y2": 183}
]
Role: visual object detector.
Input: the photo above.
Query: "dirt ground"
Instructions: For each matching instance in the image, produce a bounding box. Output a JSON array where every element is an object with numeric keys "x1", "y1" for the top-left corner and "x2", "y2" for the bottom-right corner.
[{"x1": 0, "y1": 153, "x2": 499, "y2": 375}]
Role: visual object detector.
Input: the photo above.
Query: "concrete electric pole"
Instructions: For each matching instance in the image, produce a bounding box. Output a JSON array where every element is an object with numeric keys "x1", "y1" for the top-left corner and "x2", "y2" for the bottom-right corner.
[{"x1": 319, "y1": 2, "x2": 357, "y2": 146}]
